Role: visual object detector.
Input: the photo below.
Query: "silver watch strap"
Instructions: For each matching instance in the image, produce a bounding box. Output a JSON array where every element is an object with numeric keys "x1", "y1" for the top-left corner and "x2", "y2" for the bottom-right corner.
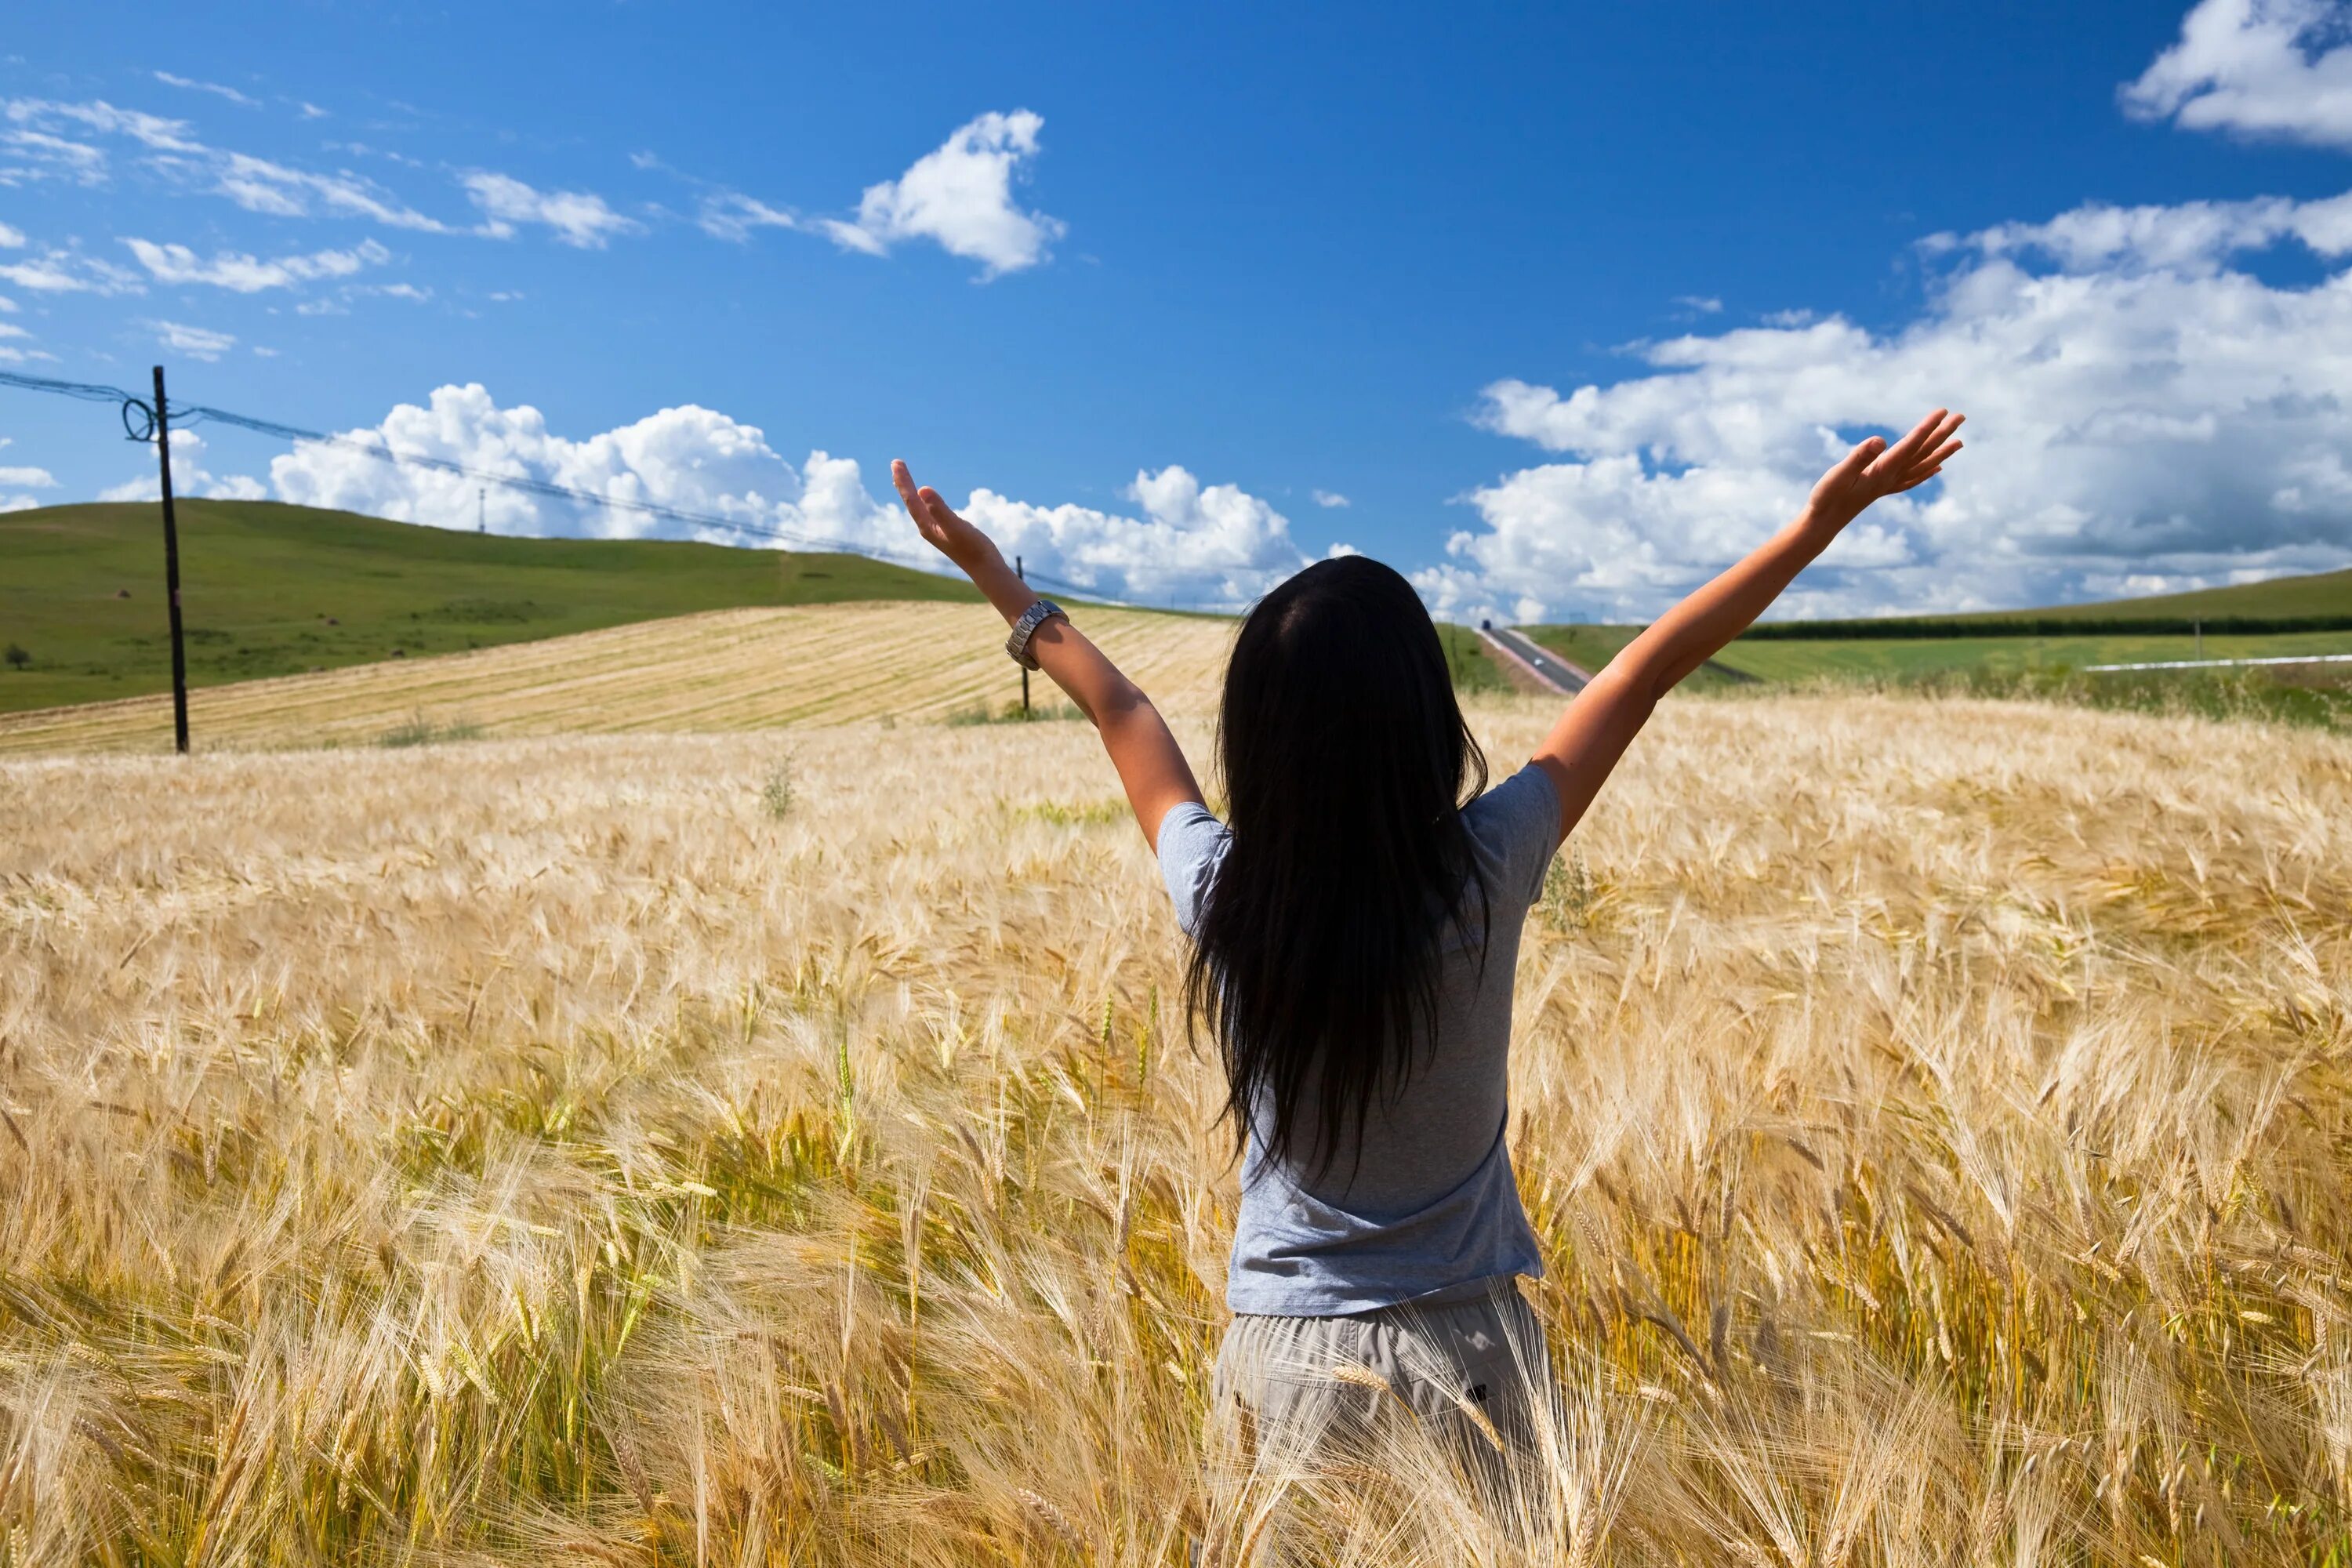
[{"x1": 1005, "y1": 598, "x2": 1067, "y2": 670}]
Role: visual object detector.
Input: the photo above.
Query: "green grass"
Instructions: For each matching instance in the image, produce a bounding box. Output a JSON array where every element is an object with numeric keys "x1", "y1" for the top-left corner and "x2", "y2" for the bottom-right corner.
[
  {"x1": 1519, "y1": 624, "x2": 1752, "y2": 692},
  {"x1": 1435, "y1": 621, "x2": 1508, "y2": 693},
  {"x1": 1521, "y1": 564, "x2": 2352, "y2": 695},
  {"x1": 1919, "y1": 564, "x2": 2352, "y2": 625},
  {"x1": 1711, "y1": 628, "x2": 2352, "y2": 682},
  {"x1": 0, "y1": 499, "x2": 982, "y2": 713}
]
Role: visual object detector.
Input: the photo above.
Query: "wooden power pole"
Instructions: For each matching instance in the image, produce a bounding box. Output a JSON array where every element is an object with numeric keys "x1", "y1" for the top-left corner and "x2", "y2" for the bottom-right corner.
[{"x1": 152, "y1": 365, "x2": 190, "y2": 755}]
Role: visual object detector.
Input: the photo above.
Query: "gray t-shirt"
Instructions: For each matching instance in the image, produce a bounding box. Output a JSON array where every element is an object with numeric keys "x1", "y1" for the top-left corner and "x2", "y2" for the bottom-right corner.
[{"x1": 1157, "y1": 763, "x2": 1561, "y2": 1316}]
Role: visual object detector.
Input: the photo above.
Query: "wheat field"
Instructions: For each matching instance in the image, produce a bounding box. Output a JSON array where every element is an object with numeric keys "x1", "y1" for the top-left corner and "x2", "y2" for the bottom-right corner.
[
  {"x1": 0, "y1": 603, "x2": 1236, "y2": 755},
  {"x1": 3, "y1": 689, "x2": 2350, "y2": 1564}
]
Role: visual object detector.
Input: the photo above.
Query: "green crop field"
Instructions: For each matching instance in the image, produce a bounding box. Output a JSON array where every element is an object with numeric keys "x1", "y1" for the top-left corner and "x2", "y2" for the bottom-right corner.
[
  {"x1": 0, "y1": 499, "x2": 981, "y2": 714},
  {"x1": 1523, "y1": 565, "x2": 2352, "y2": 689}
]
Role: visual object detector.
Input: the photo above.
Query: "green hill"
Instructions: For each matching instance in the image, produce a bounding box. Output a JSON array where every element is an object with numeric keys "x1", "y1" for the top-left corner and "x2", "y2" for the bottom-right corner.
[
  {"x1": 0, "y1": 499, "x2": 980, "y2": 714},
  {"x1": 1523, "y1": 564, "x2": 2352, "y2": 689}
]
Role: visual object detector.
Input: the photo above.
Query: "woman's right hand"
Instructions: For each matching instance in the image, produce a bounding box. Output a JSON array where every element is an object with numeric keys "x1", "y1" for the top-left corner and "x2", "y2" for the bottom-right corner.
[
  {"x1": 892, "y1": 459, "x2": 1007, "y2": 579},
  {"x1": 1802, "y1": 408, "x2": 1965, "y2": 534}
]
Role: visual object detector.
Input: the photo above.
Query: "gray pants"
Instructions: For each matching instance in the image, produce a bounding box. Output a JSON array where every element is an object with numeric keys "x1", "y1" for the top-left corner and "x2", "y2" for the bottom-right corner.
[{"x1": 1208, "y1": 1278, "x2": 1553, "y2": 1504}]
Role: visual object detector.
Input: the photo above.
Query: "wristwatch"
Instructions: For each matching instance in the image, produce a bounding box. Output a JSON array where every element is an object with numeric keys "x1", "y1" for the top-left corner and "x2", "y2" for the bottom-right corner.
[{"x1": 1005, "y1": 598, "x2": 1068, "y2": 669}]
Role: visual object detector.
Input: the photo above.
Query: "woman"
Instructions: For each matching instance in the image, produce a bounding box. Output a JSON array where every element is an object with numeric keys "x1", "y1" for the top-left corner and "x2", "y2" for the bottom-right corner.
[{"x1": 887, "y1": 408, "x2": 1963, "y2": 1470}]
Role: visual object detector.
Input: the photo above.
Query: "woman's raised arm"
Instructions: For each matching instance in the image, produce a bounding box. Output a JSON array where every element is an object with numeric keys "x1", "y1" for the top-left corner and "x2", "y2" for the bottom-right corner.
[
  {"x1": 892, "y1": 460, "x2": 1206, "y2": 849},
  {"x1": 1528, "y1": 408, "x2": 1965, "y2": 845}
]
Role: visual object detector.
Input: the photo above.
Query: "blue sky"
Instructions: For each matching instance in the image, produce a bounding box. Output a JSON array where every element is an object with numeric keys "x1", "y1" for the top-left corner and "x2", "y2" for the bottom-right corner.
[{"x1": 6, "y1": 0, "x2": 2352, "y2": 619}]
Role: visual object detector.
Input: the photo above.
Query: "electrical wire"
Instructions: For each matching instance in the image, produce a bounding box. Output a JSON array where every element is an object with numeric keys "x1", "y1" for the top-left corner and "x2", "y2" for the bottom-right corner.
[{"x1": 0, "y1": 368, "x2": 1153, "y2": 606}]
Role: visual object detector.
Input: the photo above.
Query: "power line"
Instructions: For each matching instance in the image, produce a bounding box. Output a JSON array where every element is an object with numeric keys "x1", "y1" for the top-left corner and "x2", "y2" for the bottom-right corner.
[{"x1": 0, "y1": 368, "x2": 1152, "y2": 606}]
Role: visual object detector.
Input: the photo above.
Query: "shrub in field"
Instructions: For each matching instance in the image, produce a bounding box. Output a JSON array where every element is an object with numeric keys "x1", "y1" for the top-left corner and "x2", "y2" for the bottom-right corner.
[{"x1": 762, "y1": 758, "x2": 796, "y2": 818}]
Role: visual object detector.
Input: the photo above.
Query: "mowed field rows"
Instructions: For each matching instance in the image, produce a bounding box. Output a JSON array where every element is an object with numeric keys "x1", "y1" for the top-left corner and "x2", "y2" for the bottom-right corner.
[
  {"x1": 4, "y1": 693, "x2": 2350, "y2": 1562},
  {"x1": 0, "y1": 601, "x2": 1236, "y2": 754}
]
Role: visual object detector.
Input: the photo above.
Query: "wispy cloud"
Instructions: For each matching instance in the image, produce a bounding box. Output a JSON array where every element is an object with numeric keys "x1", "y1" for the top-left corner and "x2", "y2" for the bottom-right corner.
[
  {"x1": 463, "y1": 171, "x2": 640, "y2": 248},
  {"x1": 698, "y1": 191, "x2": 797, "y2": 242},
  {"x1": 1312, "y1": 489, "x2": 1351, "y2": 508},
  {"x1": 125, "y1": 236, "x2": 390, "y2": 292},
  {"x1": 0, "y1": 248, "x2": 142, "y2": 294},
  {"x1": 143, "y1": 318, "x2": 236, "y2": 360},
  {"x1": 152, "y1": 71, "x2": 259, "y2": 109}
]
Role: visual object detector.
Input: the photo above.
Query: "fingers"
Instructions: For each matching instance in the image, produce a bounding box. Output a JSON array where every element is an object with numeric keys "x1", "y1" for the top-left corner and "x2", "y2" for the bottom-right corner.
[
  {"x1": 1829, "y1": 434, "x2": 1886, "y2": 484},
  {"x1": 916, "y1": 486, "x2": 964, "y2": 533},
  {"x1": 891, "y1": 459, "x2": 927, "y2": 520}
]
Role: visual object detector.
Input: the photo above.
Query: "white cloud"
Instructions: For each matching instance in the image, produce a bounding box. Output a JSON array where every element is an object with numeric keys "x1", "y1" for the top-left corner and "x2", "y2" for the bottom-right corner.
[
  {"x1": 821, "y1": 110, "x2": 1064, "y2": 278},
  {"x1": 256, "y1": 383, "x2": 1298, "y2": 605},
  {"x1": 0, "y1": 220, "x2": 20, "y2": 247},
  {"x1": 1673, "y1": 294, "x2": 1725, "y2": 314},
  {"x1": 1427, "y1": 186, "x2": 2352, "y2": 623},
  {"x1": 0, "y1": 248, "x2": 141, "y2": 294},
  {"x1": 216, "y1": 152, "x2": 448, "y2": 230},
  {"x1": 153, "y1": 72, "x2": 259, "y2": 108},
  {"x1": 97, "y1": 428, "x2": 265, "y2": 502},
  {"x1": 2124, "y1": 0, "x2": 2352, "y2": 148},
  {"x1": 0, "y1": 463, "x2": 56, "y2": 487},
  {"x1": 961, "y1": 466, "x2": 1308, "y2": 604},
  {"x1": 1312, "y1": 489, "x2": 1351, "y2": 508},
  {"x1": 144, "y1": 318, "x2": 237, "y2": 360},
  {"x1": 0, "y1": 98, "x2": 452, "y2": 230},
  {"x1": 698, "y1": 191, "x2": 797, "y2": 242},
  {"x1": 125, "y1": 236, "x2": 390, "y2": 292},
  {"x1": 463, "y1": 172, "x2": 639, "y2": 248},
  {"x1": 0, "y1": 128, "x2": 107, "y2": 185},
  {"x1": 0, "y1": 97, "x2": 199, "y2": 153}
]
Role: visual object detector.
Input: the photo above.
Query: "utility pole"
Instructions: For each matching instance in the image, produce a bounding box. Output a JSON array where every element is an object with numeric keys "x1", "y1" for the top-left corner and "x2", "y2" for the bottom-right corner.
[
  {"x1": 1016, "y1": 554, "x2": 1029, "y2": 716},
  {"x1": 478, "y1": 487, "x2": 487, "y2": 533},
  {"x1": 2194, "y1": 618, "x2": 2203, "y2": 659},
  {"x1": 152, "y1": 365, "x2": 190, "y2": 755}
]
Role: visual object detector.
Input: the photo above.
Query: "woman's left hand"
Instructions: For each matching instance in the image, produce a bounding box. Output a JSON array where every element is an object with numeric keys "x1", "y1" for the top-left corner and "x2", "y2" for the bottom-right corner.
[{"x1": 892, "y1": 459, "x2": 1005, "y2": 579}]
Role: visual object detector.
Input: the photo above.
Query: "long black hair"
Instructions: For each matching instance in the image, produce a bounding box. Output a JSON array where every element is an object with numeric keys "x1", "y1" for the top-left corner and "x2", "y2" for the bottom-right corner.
[{"x1": 1184, "y1": 554, "x2": 1490, "y2": 1183}]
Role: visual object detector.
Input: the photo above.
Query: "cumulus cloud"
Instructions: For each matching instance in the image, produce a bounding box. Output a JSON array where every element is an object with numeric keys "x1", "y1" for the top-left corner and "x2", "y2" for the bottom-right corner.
[
  {"x1": 256, "y1": 383, "x2": 1298, "y2": 605},
  {"x1": 820, "y1": 110, "x2": 1064, "y2": 277},
  {"x1": 125, "y1": 235, "x2": 390, "y2": 292},
  {"x1": 97, "y1": 429, "x2": 265, "y2": 502},
  {"x1": 463, "y1": 172, "x2": 640, "y2": 248},
  {"x1": 961, "y1": 466, "x2": 1309, "y2": 604},
  {"x1": 1426, "y1": 187, "x2": 2352, "y2": 624},
  {"x1": 0, "y1": 463, "x2": 56, "y2": 488},
  {"x1": 1312, "y1": 489, "x2": 1351, "y2": 508},
  {"x1": 0, "y1": 220, "x2": 20, "y2": 247},
  {"x1": 145, "y1": 319, "x2": 237, "y2": 360},
  {"x1": 2123, "y1": 0, "x2": 2352, "y2": 148}
]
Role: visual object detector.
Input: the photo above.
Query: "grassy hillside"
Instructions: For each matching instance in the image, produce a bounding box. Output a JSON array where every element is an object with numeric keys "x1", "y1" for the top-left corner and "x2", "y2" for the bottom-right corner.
[
  {"x1": 1435, "y1": 620, "x2": 1508, "y2": 693},
  {"x1": 1524, "y1": 564, "x2": 2352, "y2": 690},
  {"x1": 0, "y1": 499, "x2": 979, "y2": 713},
  {"x1": 1936, "y1": 564, "x2": 2352, "y2": 624}
]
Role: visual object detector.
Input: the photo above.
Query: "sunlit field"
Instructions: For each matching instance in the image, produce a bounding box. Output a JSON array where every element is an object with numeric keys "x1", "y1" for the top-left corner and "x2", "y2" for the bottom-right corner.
[
  {"x1": 4, "y1": 691, "x2": 2350, "y2": 1563},
  {"x1": 0, "y1": 602, "x2": 1234, "y2": 755}
]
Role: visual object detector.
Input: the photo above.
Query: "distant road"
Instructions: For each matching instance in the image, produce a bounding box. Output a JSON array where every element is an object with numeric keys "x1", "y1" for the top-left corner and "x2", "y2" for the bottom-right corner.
[{"x1": 1483, "y1": 627, "x2": 1591, "y2": 695}]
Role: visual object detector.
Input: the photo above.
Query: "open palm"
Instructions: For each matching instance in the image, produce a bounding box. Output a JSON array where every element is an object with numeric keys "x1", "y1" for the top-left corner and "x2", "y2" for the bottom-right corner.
[{"x1": 1808, "y1": 408, "x2": 1965, "y2": 530}]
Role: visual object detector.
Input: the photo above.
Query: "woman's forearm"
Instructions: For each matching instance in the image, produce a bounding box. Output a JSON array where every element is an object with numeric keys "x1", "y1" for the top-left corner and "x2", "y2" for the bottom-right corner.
[{"x1": 1613, "y1": 508, "x2": 1835, "y2": 702}]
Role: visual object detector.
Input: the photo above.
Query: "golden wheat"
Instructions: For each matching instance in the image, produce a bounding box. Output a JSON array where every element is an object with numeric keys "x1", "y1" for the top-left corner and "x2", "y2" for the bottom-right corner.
[
  {"x1": 0, "y1": 601, "x2": 1236, "y2": 755},
  {"x1": 2, "y1": 689, "x2": 2348, "y2": 1564}
]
